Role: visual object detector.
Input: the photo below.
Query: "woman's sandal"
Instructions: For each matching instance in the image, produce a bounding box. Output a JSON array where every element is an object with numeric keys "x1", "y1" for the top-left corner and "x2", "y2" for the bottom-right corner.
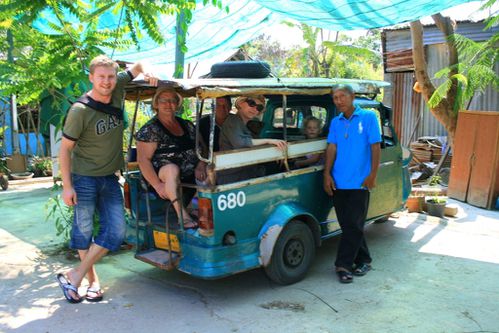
[
  {"x1": 170, "y1": 198, "x2": 198, "y2": 230},
  {"x1": 336, "y1": 270, "x2": 353, "y2": 284},
  {"x1": 183, "y1": 219, "x2": 198, "y2": 229},
  {"x1": 353, "y1": 263, "x2": 372, "y2": 276}
]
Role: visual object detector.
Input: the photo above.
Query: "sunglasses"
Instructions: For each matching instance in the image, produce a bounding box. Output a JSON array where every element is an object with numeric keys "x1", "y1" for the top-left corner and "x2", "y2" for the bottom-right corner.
[
  {"x1": 157, "y1": 98, "x2": 178, "y2": 104},
  {"x1": 246, "y1": 99, "x2": 264, "y2": 112}
]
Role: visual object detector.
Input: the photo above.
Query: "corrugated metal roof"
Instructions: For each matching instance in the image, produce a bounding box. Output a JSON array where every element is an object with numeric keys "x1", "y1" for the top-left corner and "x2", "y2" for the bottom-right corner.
[{"x1": 383, "y1": 21, "x2": 498, "y2": 52}]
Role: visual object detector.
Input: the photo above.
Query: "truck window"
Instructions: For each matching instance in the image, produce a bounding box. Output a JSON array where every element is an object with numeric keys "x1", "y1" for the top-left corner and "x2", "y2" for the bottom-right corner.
[
  {"x1": 363, "y1": 107, "x2": 395, "y2": 148},
  {"x1": 273, "y1": 106, "x2": 327, "y2": 129}
]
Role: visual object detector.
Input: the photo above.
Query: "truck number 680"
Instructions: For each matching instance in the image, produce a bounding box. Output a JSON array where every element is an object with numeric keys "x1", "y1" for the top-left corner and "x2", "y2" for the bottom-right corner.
[{"x1": 217, "y1": 191, "x2": 246, "y2": 211}]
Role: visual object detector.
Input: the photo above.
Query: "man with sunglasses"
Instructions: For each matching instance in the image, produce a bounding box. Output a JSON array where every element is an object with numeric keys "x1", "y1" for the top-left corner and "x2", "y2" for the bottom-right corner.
[{"x1": 218, "y1": 95, "x2": 286, "y2": 184}]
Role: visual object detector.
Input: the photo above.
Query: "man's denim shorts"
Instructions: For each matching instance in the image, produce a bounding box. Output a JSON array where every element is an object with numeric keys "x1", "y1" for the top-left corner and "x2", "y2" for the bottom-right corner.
[{"x1": 70, "y1": 174, "x2": 125, "y2": 252}]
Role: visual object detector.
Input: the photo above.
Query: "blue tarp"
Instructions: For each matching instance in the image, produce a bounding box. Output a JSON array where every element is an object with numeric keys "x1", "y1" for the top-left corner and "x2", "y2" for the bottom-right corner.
[
  {"x1": 254, "y1": 0, "x2": 475, "y2": 30},
  {"x1": 32, "y1": 0, "x2": 475, "y2": 65},
  {"x1": 33, "y1": 0, "x2": 279, "y2": 65}
]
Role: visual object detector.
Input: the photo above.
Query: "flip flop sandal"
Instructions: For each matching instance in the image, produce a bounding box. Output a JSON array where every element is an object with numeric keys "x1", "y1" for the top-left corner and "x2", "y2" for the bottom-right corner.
[
  {"x1": 55, "y1": 273, "x2": 82, "y2": 304},
  {"x1": 336, "y1": 270, "x2": 353, "y2": 284},
  {"x1": 183, "y1": 219, "x2": 198, "y2": 230},
  {"x1": 85, "y1": 287, "x2": 104, "y2": 302},
  {"x1": 170, "y1": 198, "x2": 198, "y2": 230},
  {"x1": 353, "y1": 263, "x2": 372, "y2": 276}
]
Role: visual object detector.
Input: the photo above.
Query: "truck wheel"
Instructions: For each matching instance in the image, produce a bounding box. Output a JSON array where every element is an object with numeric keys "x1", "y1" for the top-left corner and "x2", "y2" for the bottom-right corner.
[
  {"x1": 1, "y1": 175, "x2": 8, "y2": 190},
  {"x1": 210, "y1": 61, "x2": 271, "y2": 78},
  {"x1": 264, "y1": 221, "x2": 315, "y2": 285}
]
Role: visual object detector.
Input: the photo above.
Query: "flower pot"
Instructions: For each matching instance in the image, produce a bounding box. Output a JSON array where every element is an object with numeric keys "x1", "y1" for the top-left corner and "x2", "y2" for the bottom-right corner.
[
  {"x1": 406, "y1": 196, "x2": 424, "y2": 213},
  {"x1": 10, "y1": 172, "x2": 34, "y2": 180},
  {"x1": 444, "y1": 204, "x2": 458, "y2": 217},
  {"x1": 426, "y1": 200, "x2": 446, "y2": 217}
]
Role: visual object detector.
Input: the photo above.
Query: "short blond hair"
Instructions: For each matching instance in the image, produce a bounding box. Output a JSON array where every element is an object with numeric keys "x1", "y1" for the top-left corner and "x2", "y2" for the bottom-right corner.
[
  {"x1": 303, "y1": 116, "x2": 322, "y2": 129},
  {"x1": 89, "y1": 55, "x2": 119, "y2": 74}
]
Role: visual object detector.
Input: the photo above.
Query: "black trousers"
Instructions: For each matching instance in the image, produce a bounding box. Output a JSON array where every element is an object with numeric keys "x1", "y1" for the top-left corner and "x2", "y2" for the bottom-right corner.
[{"x1": 333, "y1": 189, "x2": 372, "y2": 270}]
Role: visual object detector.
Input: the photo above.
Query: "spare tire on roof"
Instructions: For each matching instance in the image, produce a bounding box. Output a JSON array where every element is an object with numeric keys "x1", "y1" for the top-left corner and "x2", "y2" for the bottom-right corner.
[{"x1": 210, "y1": 61, "x2": 271, "y2": 78}]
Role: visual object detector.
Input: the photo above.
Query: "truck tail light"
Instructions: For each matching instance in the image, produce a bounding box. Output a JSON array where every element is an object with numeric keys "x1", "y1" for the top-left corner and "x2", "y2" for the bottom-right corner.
[
  {"x1": 198, "y1": 198, "x2": 214, "y2": 237},
  {"x1": 123, "y1": 181, "x2": 131, "y2": 210}
]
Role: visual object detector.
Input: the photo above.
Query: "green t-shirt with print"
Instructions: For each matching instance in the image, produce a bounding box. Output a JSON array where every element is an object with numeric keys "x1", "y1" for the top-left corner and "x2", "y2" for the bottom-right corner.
[{"x1": 63, "y1": 71, "x2": 131, "y2": 176}]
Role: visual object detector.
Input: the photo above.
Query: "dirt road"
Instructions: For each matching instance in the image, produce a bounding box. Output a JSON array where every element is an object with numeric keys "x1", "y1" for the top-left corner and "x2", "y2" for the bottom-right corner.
[{"x1": 1, "y1": 182, "x2": 498, "y2": 333}]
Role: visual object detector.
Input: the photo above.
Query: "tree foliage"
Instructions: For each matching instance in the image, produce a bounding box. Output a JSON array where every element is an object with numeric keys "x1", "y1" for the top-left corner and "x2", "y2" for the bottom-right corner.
[
  {"x1": 0, "y1": 0, "x2": 223, "y2": 108},
  {"x1": 411, "y1": 1, "x2": 498, "y2": 146},
  {"x1": 429, "y1": 35, "x2": 499, "y2": 111},
  {"x1": 242, "y1": 23, "x2": 383, "y2": 81},
  {"x1": 410, "y1": 0, "x2": 499, "y2": 146},
  {"x1": 429, "y1": 12, "x2": 499, "y2": 112}
]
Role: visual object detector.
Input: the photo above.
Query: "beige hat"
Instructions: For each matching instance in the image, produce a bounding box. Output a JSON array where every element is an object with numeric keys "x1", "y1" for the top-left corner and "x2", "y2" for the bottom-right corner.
[
  {"x1": 152, "y1": 87, "x2": 183, "y2": 112},
  {"x1": 234, "y1": 95, "x2": 266, "y2": 110}
]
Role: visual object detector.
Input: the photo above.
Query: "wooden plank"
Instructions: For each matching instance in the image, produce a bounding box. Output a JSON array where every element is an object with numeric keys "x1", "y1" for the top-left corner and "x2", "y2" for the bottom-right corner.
[
  {"x1": 385, "y1": 49, "x2": 414, "y2": 72},
  {"x1": 458, "y1": 110, "x2": 499, "y2": 116},
  {"x1": 213, "y1": 139, "x2": 327, "y2": 171},
  {"x1": 448, "y1": 112, "x2": 476, "y2": 201},
  {"x1": 467, "y1": 113, "x2": 499, "y2": 208}
]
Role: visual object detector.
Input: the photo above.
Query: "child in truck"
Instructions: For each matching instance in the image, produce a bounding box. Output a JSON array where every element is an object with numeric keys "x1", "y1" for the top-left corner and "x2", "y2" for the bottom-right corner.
[{"x1": 292, "y1": 116, "x2": 324, "y2": 168}]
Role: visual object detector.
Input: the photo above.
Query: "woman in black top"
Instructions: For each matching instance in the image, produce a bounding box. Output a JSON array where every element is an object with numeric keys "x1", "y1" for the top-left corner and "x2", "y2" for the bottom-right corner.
[{"x1": 136, "y1": 87, "x2": 206, "y2": 228}]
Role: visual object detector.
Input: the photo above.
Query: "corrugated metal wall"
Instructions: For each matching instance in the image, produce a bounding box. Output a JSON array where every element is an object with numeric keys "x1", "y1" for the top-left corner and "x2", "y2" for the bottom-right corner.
[
  {"x1": 384, "y1": 72, "x2": 424, "y2": 146},
  {"x1": 467, "y1": 62, "x2": 499, "y2": 112},
  {"x1": 421, "y1": 44, "x2": 448, "y2": 140},
  {"x1": 382, "y1": 21, "x2": 499, "y2": 146}
]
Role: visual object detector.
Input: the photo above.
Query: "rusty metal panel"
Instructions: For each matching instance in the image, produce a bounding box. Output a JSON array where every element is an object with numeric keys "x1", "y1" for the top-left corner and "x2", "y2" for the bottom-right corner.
[
  {"x1": 384, "y1": 72, "x2": 404, "y2": 143},
  {"x1": 390, "y1": 73, "x2": 403, "y2": 141},
  {"x1": 385, "y1": 49, "x2": 414, "y2": 72},
  {"x1": 383, "y1": 71, "x2": 424, "y2": 146}
]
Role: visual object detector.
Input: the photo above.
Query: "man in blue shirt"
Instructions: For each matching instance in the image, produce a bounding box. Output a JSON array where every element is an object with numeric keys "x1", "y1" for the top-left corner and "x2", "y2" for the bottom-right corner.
[{"x1": 323, "y1": 84, "x2": 381, "y2": 284}]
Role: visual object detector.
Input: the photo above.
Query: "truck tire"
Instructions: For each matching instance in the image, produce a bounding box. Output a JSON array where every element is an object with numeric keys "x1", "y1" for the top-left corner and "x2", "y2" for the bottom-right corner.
[
  {"x1": 210, "y1": 61, "x2": 271, "y2": 78},
  {"x1": 264, "y1": 221, "x2": 315, "y2": 285},
  {"x1": 374, "y1": 214, "x2": 390, "y2": 223}
]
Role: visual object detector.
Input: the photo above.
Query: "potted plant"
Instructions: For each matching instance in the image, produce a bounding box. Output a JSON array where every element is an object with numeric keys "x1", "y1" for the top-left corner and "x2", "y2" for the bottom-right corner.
[
  {"x1": 406, "y1": 191, "x2": 425, "y2": 213},
  {"x1": 426, "y1": 196, "x2": 447, "y2": 217},
  {"x1": 28, "y1": 156, "x2": 53, "y2": 177},
  {"x1": 428, "y1": 175, "x2": 442, "y2": 187}
]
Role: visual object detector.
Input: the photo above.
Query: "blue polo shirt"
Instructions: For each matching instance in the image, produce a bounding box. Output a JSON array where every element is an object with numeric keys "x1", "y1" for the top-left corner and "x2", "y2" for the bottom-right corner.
[{"x1": 327, "y1": 106, "x2": 381, "y2": 189}]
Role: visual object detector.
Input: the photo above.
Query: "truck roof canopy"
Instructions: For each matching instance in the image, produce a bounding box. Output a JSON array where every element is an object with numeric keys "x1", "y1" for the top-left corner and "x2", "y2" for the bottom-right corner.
[{"x1": 125, "y1": 77, "x2": 390, "y2": 100}]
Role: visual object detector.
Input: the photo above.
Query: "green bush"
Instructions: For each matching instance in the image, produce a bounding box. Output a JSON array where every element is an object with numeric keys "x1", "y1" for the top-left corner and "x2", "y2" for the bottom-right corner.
[
  {"x1": 44, "y1": 183, "x2": 99, "y2": 245},
  {"x1": 28, "y1": 156, "x2": 52, "y2": 177}
]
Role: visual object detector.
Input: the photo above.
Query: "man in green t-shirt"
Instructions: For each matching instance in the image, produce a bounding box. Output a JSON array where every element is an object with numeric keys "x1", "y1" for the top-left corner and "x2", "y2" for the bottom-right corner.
[{"x1": 56, "y1": 55, "x2": 158, "y2": 303}]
